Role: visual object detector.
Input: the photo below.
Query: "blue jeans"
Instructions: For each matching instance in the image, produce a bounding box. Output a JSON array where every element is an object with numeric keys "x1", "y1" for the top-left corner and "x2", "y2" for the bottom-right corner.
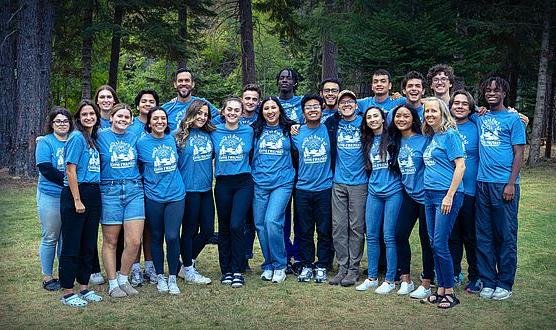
[
  {"x1": 424, "y1": 190, "x2": 464, "y2": 289},
  {"x1": 365, "y1": 191, "x2": 403, "y2": 281},
  {"x1": 253, "y1": 183, "x2": 293, "y2": 270},
  {"x1": 100, "y1": 180, "x2": 145, "y2": 224},
  {"x1": 476, "y1": 182, "x2": 519, "y2": 291},
  {"x1": 36, "y1": 190, "x2": 62, "y2": 277}
]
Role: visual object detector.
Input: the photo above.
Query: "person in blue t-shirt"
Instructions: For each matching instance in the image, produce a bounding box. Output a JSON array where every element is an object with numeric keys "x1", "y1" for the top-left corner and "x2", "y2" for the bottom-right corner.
[
  {"x1": 474, "y1": 77, "x2": 525, "y2": 301},
  {"x1": 427, "y1": 64, "x2": 455, "y2": 106},
  {"x1": 323, "y1": 90, "x2": 368, "y2": 287},
  {"x1": 97, "y1": 104, "x2": 144, "y2": 298},
  {"x1": 387, "y1": 105, "x2": 436, "y2": 299},
  {"x1": 357, "y1": 69, "x2": 406, "y2": 115},
  {"x1": 387, "y1": 71, "x2": 426, "y2": 125},
  {"x1": 421, "y1": 97, "x2": 466, "y2": 309},
  {"x1": 355, "y1": 107, "x2": 403, "y2": 295},
  {"x1": 137, "y1": 107, "x2": 186, "y2": 295},
  {"x1": 94, "y1": 85, "x2": 120, "y2": 131},
  {"x1": 320, "y1": 78, "x2": 341, "y2": 123},
  {"x1": 128, "y1": 89, "x2": 159, "y2": 139},
  {"x1": 251, "y1": 96, "x2": 295, "y2": 284},
  {"x1": 162, "y1": 68, "x2": 219, "y2": 131},
  {"x1": 291, "y1": 94, "x2": 334, "y2": 283},
  {"x1": 447, "y1": 90, "x2": 481, "y2": 294},
  {"x1": 59, "y1": 100, "x2": 103, "y2": 307},
  {"x1": 35, "y1": 107, "x2": 73, "y2": 292},
  {"x1": 210, "y1": 97, "x2": 254, "y2": 288},
  {"x1": 175, "y1": 99, "x2": 216, "y2": 285}
]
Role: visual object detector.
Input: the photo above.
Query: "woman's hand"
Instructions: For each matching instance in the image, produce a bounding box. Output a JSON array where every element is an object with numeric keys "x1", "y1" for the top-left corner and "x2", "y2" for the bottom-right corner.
[
  {"x1": 290, "y1": 124, "x2": 300, "y2": 135},
  {"x1": 74, "y1": 200, "x2": 86, "y2": 213},
  {"x1": 441, "y1": 194, "x2": 454, "y2": 215}
]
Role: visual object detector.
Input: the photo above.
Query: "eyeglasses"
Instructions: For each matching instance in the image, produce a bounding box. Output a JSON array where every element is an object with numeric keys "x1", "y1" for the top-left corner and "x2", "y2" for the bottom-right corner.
[
  {"x1": 432, "y1": 77, "x2": 449, "y2": 83},
  {"x1": 53, "y1": 120, "x2": 70, "y2": 125},
  {"x1": 339, "y1": 99, "x2": 356, "y2": 106},
  {"x1": 304, "y1": 105, "x2": 322, "y2": 110},
  {"x1": 322, "y1": 88, "x2": 339, "y2": 94}
]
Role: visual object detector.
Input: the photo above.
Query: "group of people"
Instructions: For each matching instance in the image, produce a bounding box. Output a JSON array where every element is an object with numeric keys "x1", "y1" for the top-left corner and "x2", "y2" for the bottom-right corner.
[{"x1": 35, "y1": 64, "x2": 526, "y2": 309}]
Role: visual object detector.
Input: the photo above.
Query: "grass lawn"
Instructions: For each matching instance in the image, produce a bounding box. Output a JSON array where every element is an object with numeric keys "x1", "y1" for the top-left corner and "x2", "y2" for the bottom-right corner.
[{"x1": 0, "y1": 166, "x2": 555, "y2": 329}]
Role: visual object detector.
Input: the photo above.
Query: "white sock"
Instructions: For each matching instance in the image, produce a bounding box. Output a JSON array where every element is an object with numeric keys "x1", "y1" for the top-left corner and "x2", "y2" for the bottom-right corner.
[
  {"x1": 168, "y1": 275, "x2": 176, "y2": 282},
  {"x1": 109, "y1": 279, "x2": 119, "y2": 291},
  {"x1": 117, "y1": 274, "x2": 129, "y2": 285},
  {"x1": 132, "y1": 263, "x2": 141, "y2": 272},
  {"x1": 233, "y1": 273, "x2": 242, "y2": 276},
  {"x1": 145, "y1": 260, "x2": 154, "y2": 270}
]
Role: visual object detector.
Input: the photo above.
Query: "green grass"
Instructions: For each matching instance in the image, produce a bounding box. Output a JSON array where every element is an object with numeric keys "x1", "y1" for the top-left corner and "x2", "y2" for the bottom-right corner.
[{"x1": 1, "y1": 167, "x2": 555, "y2": 329}]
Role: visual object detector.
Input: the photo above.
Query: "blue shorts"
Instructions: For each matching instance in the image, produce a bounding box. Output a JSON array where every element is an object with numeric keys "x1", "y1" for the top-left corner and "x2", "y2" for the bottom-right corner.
[{"x1": 100, "y1": 180, "x2": 145, "y2": 225}]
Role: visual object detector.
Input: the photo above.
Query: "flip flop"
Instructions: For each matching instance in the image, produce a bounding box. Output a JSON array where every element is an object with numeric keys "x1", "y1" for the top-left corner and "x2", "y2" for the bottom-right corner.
[
  {"x1": 79, "y1": 290, "x2": 103, "y2": 302},
  {"x1": 60, "y1": 294, "x2": 88, "y2": 307}
]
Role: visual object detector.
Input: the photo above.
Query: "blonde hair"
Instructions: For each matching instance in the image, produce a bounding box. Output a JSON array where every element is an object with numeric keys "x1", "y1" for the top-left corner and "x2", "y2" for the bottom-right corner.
[
  {"x1": 422, "y1": 97, "x2": 456, "y2": 136},
  {"x1": 175, "y1": 99, "x2": 215, "y2": 148}
]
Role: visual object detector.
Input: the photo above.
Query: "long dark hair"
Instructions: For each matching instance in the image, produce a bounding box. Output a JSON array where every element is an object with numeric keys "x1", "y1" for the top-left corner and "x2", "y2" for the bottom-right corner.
[
  {"x1": 73, "y1": 99, "x2": 100, "y2": 148},
  {"x1": 387, "y1": 104, "x2": 422, "y2": 173},
  {"x1": 361, "y1": 106, "x2": 389, "y2": 172},
  {"x1": 45, "y1": 106, "x2": 73, "y2": 134},
  {"x1": 252, "y1": 96, "x2": 295, "y2": 139},
  {"x1": 145, "y1": 106, "x2": 171, "y2": 135}
]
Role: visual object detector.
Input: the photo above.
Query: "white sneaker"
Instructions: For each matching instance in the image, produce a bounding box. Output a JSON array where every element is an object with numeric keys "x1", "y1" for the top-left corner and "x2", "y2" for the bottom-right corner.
[
  {"x1": 492, "y1": 287, "x2": 512, "y2": 301},
  {"x1": 144, "y1": 267, "x2": 158, "y2": 284},
  {"x1": 130, "y1": 269, "x2": 144, "y2": 287},
  {"x1": 185, "y1": 269, "x2": 212, "y2": 284},
  {"x1": 156, "y1": 274, "x2": 168, "y2": 293},
  {"x1": 168, "y1": 275, "x2": 180, "y2": 294},
  {"x1": 375, "y1": 281, "x2": 395, "y2": 295},
  {"x1": 261, "y1": 269, "x2": 273, "y2": 281},
  {"x1": 355, "y1": 278, "x2": 379, "y2": 291},
  {"x1": 480, "y1": 287, "x2": 495, "y2": 299},
  {"x1": 410, "y1": 285, "x2": 432, "y2": 299},
  {"x1": 89, "y1": 272, "x2": 105, "y2": 285},
  {"x1": 272, "y1": 269, "x2": 286, "y2": 283},
  {"x1": 178, "y1": 266, "x2": 186, "y2": 279},
  {"x1": 397, "y1": 281, "x2": 415, "y2": 295}
]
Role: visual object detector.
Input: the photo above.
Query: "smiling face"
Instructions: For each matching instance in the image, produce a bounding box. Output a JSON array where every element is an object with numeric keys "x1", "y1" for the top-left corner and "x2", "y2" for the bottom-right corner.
[
  {"x1": 79, "y1": 105, "x2": 97, "y2": 129},
  {"x1": 394, "y1": 107, "x2": 413, "y2": 133},
  {"x1": 149, "y1": 110, "x2": 167, "y2": 136},
  {"x1": 138, "y1": 93, "x2": 157, "y2": 117},
  {"x1": 484, "y1": 80, "x2": 506, "y2": 107},
  {"x1": 431, "y1": 72, "x2": 452, "y2": 96},
  {"x1": 52, "y1": 114, "x2": 70, "y2": 137},
  {"x1": 97, "y1": 90, "x2": 115, "y2": 112},
  {"x1": 424, "y1": 101, "x2": 442, "y2": 130},
  {"x1": 371, "y1": 74, "x2": 391, "y2": 97},
  {"x1": 111, "y1": 108, "x2": 132, "y2": 132},
  {"x1": 404, "y1": 78, "x2": 424, "y2": 104},
  {"x1": 450, "y1": 93, "x2": 471, "y2": 120},
  {"x1": 242, "y1": 90, "x2": 259, "y2": 114},
  {"x1": 338, "y1": 95, "x2": 357, "y2": 120},
  {"x1": 223, "y1": 100, "x2": 242, "y2": 125},
  {"x1": 320, "y1": 82, "x2": 340, "y2": 108},
  {"x1": 192, "y1": 105, "x2": 209, "y2": 128},
  {"x1": 262, "y1": 99, "x2": 280, "y2": 126},
  {"x1": 174, "y1": 71, "x2": 195, "y2": 99},
  {"x1": 365, "y1": 108, "x2": 384, "y2": 132},
  {"x1": 303, "y1": 99, "x2": 322, "y2": 123}
]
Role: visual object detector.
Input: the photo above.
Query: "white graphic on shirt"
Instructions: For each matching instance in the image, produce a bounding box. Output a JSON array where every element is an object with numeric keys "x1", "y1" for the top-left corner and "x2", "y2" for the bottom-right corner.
[
  {"x1": 458, "y1": 132, "x2": 469, "y2": 159},
  {"x1": 109, "y1": 141, "x2": 135, "y2": 169},
  {"x1": 219, "y1": 135, "x2": 245, "y2": 162},
  {"x1": 480, "y1": 117, "x2": 501, "y2": 147},
  {"x1": 55, "y1": 147, "x2": 64, "y2": 170},
  {"x1": 321, "y1": 112, "x2": 335, "y2": 123},
  {"x1": 302, "y1": 135, "x2": 327, "y2": 164},
  {"x1": 370, "y1": 141, "x2": 388, "y2": 170},
  {"x1": 259, "y1": 130, "x2": 285, "y2": 156},
  {"x1": 398, "y1": 144, "x2": 416, "y2": 174},
  {"x1": 423, "y1": 139, "x2": 438, "y2": 166},
  {"x1": 283, "y1": 104, "x2": 299, "y2": 122},
  {"x1": 190, "y1": 134, "x2": 212, "y2": 162},
  {"x1": 88, "y1": 149, "x2": 100, "y2": 172},
  {"x1": 152, "y1": 145, "x2": 177, "y2": 173},
  {"x1": 337, "y1": 124, "x2": 361, "y2": 149}
]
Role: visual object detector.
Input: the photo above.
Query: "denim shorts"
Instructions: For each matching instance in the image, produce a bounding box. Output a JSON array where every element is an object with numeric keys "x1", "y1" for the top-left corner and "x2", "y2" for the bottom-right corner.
[{"x1": 100, "y1": 180, "x2": 145, "y2": 225}]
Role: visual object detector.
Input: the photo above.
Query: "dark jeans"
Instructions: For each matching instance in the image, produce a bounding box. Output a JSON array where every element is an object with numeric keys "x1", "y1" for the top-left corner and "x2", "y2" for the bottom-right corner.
[
  {"x1": 180, "y1": 190, "x2": 215, "y2": 267},
  {"x1": 449, "y1": 194, "x2": 479, "y2": 281},
  {"x1": 145, "y1": 197, "x2": 185, "y2": 276},
  {"x1": 476, "y1": 182, "x2": 519, "y2": 291},
  {"x1": 244, "y1": 204, "x2": 255, "y2": 260},
  {"x1": 293, "y1": 188, "x2": 334, "y2": 268},
  {"x1": 59, "y1": 184, "x2": 101, "y2": 289},
  {"x1": 284, "y1": 198, "x2": 300, "y2": 261},
  {"x1": 396, "y1": 191, "x2": 435, "y2": 280},
  {"x1": 214, "y1": 174, "x2": 254, "y2": 274}
]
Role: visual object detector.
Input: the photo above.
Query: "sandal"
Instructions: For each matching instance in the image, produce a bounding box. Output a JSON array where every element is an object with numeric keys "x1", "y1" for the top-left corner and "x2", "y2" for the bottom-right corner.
[
  {"x1": 420, "y1": 293, "x2": 444, "y2": 304},
  {"x1": 43, "y1": 279, "x2": 61, "y2": 291},
  {"x1": 60, "y1": 293, "x2": 88, "y2": 307},
  {"x1": 79, "y1": 290, "x2": 103, "y2": 302},
  {"x1": 438, "y1": 293, "x2": 460, "y2": 309}
]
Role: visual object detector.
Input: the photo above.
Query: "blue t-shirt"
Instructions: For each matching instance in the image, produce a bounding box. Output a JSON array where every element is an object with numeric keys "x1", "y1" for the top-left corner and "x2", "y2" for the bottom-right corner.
[
  {"x1": 278, "y1": 95, "x2": 304, "y2": 124},
  {"x1": 177, "y1": 128, "x2": 213, "y2": 192},
  {"x1": 251, "y1": 125, "x2": 295, "y2": 189},
  {"x1": 457, "y1": 121, "x2": 479, "y2": 196},
  {"x1": 292, "y1": 124, "x2": 333, "y2": 191},
  {"x1": 63, "y1": 131, "x2": 100, "y2": 184},
  {"x1": 100, "y1": 117, "x2": 111, "y2": 129},
  {"x1": 398, "y1": 134, "x2": 428, "y2": 203},
  {"x1": 476, "y1": 110, "x2": 526, "y2": 184},
  {"x1": 162, "y1": 96, "x2": 219, "y2": 131},
  {"x1": 210, "y1": 124, "x2": 253, "y2": 177},
  {"x1": 334, "y1": 116, "x2": 368, "y2": 185},
  {"x1": 137, "y1": 133, "x2": 185, "y2": 203},
  {"x1": 35, "y1": 134, "x2": 66, "y2": 197},
  {"x1": 211, "y1": 114, "x2": 257, "y2": 126},
  {"x1": 423, "y1": 128, "x2": 465, "y2": 192},
  {"x1": 357, "y1": 96, "x2": 406, "y2": 114},
  {"x1": 97, "y1": 129, "x2": 141, "y2": 181},
  {"x1": 321, "y1": 109, "x2": 337, "y2": 123},
  {"x1": 367, "y1": 135, "x2": 402, "y2": 197},
  {"x1": 128, "y1": 118, "x2": 147, "y2": 139},
  {"x1": 386, "y1": 104, "x2": 424, "y2": 125}
]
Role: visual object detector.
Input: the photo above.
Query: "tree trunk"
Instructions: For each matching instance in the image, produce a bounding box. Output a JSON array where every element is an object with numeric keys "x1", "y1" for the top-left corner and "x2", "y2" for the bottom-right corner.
[
  {"x1": 81, "y1": 0, "x2": 93, "y2": 99},
  {"x1": 321, "y1": 0, "x2": 338, "y2": 80},
  {"x1": 528, "y1": 1, "x2": 551, "y2": 167},
  {"x1": 108, "y1": 3, "x2": 123, "y2": 91},
  {"x1": 0, "y1": 0, "x2": 18, "y2": 168},
  {"x1": 239, "y1": 0, "x2": 256, "y2": 85},
  {"x1": 545, "y1": 75, "x2": 556, "y2": 159},
  {"x1": 177, "y1": 1, "x2": 187, "y2": 68}
]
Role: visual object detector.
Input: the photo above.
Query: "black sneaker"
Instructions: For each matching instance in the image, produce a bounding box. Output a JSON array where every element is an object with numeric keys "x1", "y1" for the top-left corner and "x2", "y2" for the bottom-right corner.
[
  {"x1": 220, "y1": 273, "x2": 233, "y2": 285},
  {"x1": 231, "y1": 274, "x2": 245, "y2": 288},
  {"x1": 291, "y1": 261, "x2": 303, "y2": 275}
]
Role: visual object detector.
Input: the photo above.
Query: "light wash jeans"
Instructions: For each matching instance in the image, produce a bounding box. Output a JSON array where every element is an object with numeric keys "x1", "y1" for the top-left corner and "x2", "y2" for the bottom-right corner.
[
  {"x1": 253, "y1": 183, "x2": 293, "y2": 270},
  {"x1": 36, "y1": 190, "x2": 62, "y2": 276}
]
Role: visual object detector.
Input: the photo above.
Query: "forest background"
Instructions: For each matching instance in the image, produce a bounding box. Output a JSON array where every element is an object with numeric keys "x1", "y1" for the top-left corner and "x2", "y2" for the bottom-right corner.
[{"x1": 0, "y1": 0, "x2": 554, "y2": 175}]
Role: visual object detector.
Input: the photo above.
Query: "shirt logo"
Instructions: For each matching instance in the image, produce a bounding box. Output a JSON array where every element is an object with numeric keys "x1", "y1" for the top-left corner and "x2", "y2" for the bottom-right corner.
[
  {"x1": 56, "y1": 147, "x2": 64, "y2": 170},
  {"x1": 398, "y1": 144, "x2": 416, "y2": 174},
  {"x1": 88, "y1": 148, "x2": 100, "y2": 172},
  {"x1": 259, "y1": 130, "x2": 285, "y2": 156},
  {"x1": 337, "y1": 124, "x2": 361, "y2": 150},
  {"x1": 283, "y1": 103, "x2": 299, "y2": 122},
  {"x1": 152, "y1": 144, "x2": 177, "y2": 173},
  {"x1": 302, "y1": 135, "x2": 327, "y2": 164},
  {"x1": 480, "y1": 117, "x2": 501, "y2": 147},
  {"x1": 219, "y1": 134, "x2": 245, "y2": 162},
  {"x1": 190, "y1": 134, "x2": 212, "y2": 162},
  {"x1": 423, "y1": 139, "x2": 438, "y2": 166},
  {"x1": 109, "y1": 141, "x2": 135, "y2": 169},
  {"x1": 370, "y1": 140, "x2": 388, "y2": 170},
  {"x1": 458, "y1": 132, "x2": 469, "y2": 159}
]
